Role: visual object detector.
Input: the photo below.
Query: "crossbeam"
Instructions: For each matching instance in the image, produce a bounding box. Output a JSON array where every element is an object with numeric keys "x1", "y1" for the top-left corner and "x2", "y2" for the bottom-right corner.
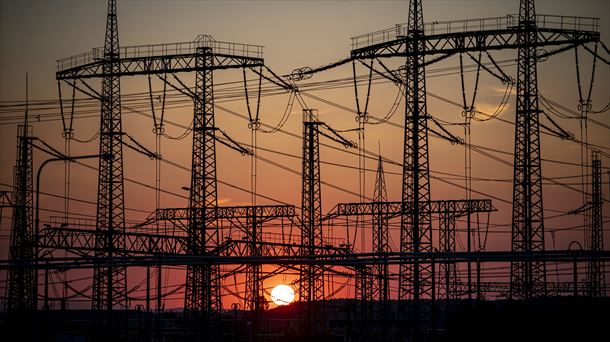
[
  {"x1": 326, "y1": 199, "x2": 495, "y2": 220},
  {"x1": 6, "y1": 251, "x2": 608, "y2": 270},
  {"x1": 351, "y1": 14, "x2": 599, "y2": 58},
  {"x1": 139, "y1": 205, "x2": 296, "y2": 227},
  {"x1": 39, "y1": 227, "x2": 349, "y2": 257},
  {"x1": 57, "y1": 35, "x2": 263, "y2": 79}
]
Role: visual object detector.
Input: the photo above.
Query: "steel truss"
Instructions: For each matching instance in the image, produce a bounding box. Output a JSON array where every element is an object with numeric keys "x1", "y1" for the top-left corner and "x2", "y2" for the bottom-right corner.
[
  {"x1": 7, "y1": 125, "x2": 35, "y2": 313},
  {"x1": 54, "y1": 0, "x2": 265, "y2": 336},
  {"x1": 349, "y1": 0, "x2": 600, "y2": 307}
]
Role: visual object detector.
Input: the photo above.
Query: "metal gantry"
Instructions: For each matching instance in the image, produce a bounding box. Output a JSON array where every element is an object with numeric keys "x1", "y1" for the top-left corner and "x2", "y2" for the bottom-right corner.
[
  {"x1": 349, "y1": 0, "x2": 600, "y2": 306},
  {"x1": 3, "y1": 0, "x2": 608, "y2": 340},
  {"x1": 55, "y1": 0, "x2": 264, "y2": 336}
]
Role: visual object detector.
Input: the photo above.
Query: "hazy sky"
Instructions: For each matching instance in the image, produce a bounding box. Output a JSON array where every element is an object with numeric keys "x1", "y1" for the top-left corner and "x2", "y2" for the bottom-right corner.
[{"x1": 0, "y1": 0, "x2": 609, "y2": 308}]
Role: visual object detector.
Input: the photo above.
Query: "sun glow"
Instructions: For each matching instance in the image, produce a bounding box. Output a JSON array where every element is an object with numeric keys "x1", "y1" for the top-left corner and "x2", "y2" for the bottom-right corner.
[{"x1": 270, "y1": 284, "x2": 295, "y2": 306}]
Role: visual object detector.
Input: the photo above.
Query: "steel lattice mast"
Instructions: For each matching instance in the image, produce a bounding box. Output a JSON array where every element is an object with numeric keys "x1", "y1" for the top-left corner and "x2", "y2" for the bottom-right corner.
[
  {"x1": 587, "y1": 153, "x2": 604, "y2": 297},
  {"x1": 55, "y1": 1, "x2": 264, "y2": 333},
  {"x1": 438, "y1": 204, "x2": 457, "y2": 301},
  {"x1": 184, "y1": 45, "x2": 222, "y2": 337},
  {"x1": 7, "y1": 123, "x2": 35, "y2": 313},
  {"x1": 509, "y1": 0, "x2": 547, "y2": 299},
  {"x1": 90, "y1": 1, "x2": 128, "y2": 338},
  {"x1": 92, "y1": 0, "x2": 127, "y2": 320},
  {"x1": 372, "y1": 155, "x2": 389, "y2": 311},
  {"x1": 299, "y1": 109, "x2": 325, "y2": 336},
  {"x1": 399, "y1": 0, "x2": 433, "y2": 303}
]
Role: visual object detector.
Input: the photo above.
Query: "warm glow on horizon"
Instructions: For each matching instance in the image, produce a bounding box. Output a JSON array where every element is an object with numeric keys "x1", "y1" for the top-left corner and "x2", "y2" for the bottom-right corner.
[{"x1": 270, "y1": 284, "x2": 295, "y2": 306}]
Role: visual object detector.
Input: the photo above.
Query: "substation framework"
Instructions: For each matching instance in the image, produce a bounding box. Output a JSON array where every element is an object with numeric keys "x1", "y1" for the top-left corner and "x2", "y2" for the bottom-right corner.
[{"x1": 2, "y1": 0, "x2": 609, "y2": 341}]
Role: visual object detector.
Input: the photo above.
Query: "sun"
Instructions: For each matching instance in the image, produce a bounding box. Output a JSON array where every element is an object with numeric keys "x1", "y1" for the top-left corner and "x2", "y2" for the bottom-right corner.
[{"x1": 270, "y1": 284, "x2": 295, "y2": 306}]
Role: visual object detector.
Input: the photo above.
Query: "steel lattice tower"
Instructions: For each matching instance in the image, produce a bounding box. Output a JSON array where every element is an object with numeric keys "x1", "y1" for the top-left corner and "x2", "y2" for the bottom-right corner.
[
  {"x1": 245, "y1": 209, "x2": 264, "y2": 333},
  {"x1": 300, "y1": 109, "x2": 325, "y2": 336},
  {"x1": 587, "y1": 153, "x2": 605, "y2": 297},
  {"x1": 510, "y1": 0, "x2": 547, "y2": 299},
  {"x1": 92, "y1": 0, "x2": 127, "y2": 319},
  {"x1": 7, "y1": 124, "x2": 35, "y2": 313},
  {"x1": 438, "y1": 204, "x2": 457, "y2": 301},
  {"x1": 185, "y1": 46, "x2": 222, "y2": 335},
  {"x1": 399, "y1": 0, "x2": 433, "y2": 302},
  {"x1": 91, "y1": 1, "x2": 127, "y2": 339},
  {"x1": 372, "y1": 156, "x2": 389, "y2": 310}
]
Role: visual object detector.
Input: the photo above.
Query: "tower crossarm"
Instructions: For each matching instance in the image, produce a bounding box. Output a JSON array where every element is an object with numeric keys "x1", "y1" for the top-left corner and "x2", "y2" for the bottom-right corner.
[
  {"x1": 40, "y1": 226, "x2": 188, "y2": 256},
  {"x1": 350, "y1": 14, "x2": 600, "y2": 59},
  {"x1": 325, "y1": 199, "x2": 495, "y2": 220},
  {"x1": 39, "y1": 226, "x2": 350, "y2": 258},
  {"x1": 219, "y1": 239, "x2": 352, "y2": 258},
  {"x1": 139, "y1": 205, "x2": 296, "y2": 227},
  {"x1": 56, "y1": 35, "x2": 264, "y2": 80}
]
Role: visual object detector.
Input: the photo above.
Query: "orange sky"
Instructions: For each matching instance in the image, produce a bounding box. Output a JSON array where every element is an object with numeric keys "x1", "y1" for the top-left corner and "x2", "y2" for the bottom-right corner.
[{"x1": 1, "y1": 0, "x2": 609, "y2": 309}]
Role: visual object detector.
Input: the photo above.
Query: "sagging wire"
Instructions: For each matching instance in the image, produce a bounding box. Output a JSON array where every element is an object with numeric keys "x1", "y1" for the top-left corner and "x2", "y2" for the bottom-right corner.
[
  {"x1": 460, "y1": 51, "x2": 478, "y2": 274},
  {"x1": 57, "y1": 80, "x2": 76, "y2": 306},
  {"x1": 577, "y1": 42, "x2": 600, "y2": 250},
  {"x1": 243, "y1": 67, "x2": 263, "y2": 206},
  {"x1": 216, "y1": 128, "x2": 252, "y2": 156},
  {"x1": 149, "y1": 72, "x2": 167, "y2": 313},
  {"x1": 250, "y1": 66, "x2": 299, "y2": 133},
  {"x1": 59, "y1": 80, "x2": 102, "y2": 143},
  {"x1": 123, "y1": 133, "x2": 159, "y2": 160},
  {"x1": 367, "y1": 82, "x2": 404, "y2": 126},
  {"x1": 352, "y1": 59, "x2": 373, "y2": 251},
  {"x1": 583, "y1": 44, "x2": 610, "y2": 65}
]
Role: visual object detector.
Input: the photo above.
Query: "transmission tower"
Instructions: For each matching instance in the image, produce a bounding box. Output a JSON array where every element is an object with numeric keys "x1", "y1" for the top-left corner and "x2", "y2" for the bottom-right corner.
[
  {"x1": 90, "y1": 1, "x2": 128, "y2": 339},
  {"x1": 300, "y1": 109, "x2": 325, "y2": 336},
  {"x1": 372, "y1": 155, "x2": 389, "y2": 315},
  {"x1": 7, "y1": 122, "x2": 35, "y2": 313},
  {"x1": 438, "y1": 204, "x2": 457, "y2": 302},
  {"x1": 587, "y1": 152, "x2": 605, "y2": 297},
  {"x1": 184, "y1": 45, "x2": 222, "y2": 337},
  {"x1": 398, "y1": 0, "x2": 433, "y2": 304},
  {"x1": 55, "y1": 1, "x2": 264, "y2": 336},
  {"x1": 509, "y1": 0, "x2": 547, "y2": 299}
]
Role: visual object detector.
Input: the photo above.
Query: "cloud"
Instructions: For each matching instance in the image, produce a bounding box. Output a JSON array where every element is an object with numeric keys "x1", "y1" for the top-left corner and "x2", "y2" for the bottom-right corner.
[
  {"x1": 491, "y1": 84, "x2": 516, "y2": 96},
  {"x1": 473, "y1": 102, "x2": 512, "y2": 121}
]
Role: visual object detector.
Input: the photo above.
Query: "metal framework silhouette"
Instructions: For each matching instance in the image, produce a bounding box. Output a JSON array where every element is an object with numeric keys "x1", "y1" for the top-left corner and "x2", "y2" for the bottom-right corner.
[{"x1": 2, "y1": 0, "x2": 607, "y2": 341}]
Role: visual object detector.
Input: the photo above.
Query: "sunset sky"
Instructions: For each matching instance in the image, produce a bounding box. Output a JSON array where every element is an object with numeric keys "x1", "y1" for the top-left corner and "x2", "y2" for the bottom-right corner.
[{"x1": 1, "y1": 0, "x2": 609, "y2": 309}]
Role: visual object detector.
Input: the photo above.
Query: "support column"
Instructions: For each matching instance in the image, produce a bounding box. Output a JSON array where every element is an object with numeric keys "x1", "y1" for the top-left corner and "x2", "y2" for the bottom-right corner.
[
  {"x1": 587, "y1": 153, "x2": 604, "y2": 297},
  {"x1": 399, "y1": 0, "x2": 433, "y2": 304},
  {"x1": 8, "y1": 124, "x2": 35, "y2": 313},
  {"x1": 510, "y1": 0, "x2": 547, "y2": 299},
  {"x1": 92, "y1": 0, "x2": 127, "y2": 339},
  {"x1": 245, "y1": 208, "x2": 264, "y2": 336},
  {"x1": 184, "y1": 46, "x2": 221, "y2": 338},
  {"x1": 299, "y1": 109, "x2": 325, "y2": 336}
]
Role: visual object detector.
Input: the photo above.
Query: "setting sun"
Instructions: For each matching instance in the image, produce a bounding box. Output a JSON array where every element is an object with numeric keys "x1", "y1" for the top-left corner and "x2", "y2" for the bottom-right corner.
[{"x1": 270, "y1": 285, "x2": 295, "y2": 306}]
